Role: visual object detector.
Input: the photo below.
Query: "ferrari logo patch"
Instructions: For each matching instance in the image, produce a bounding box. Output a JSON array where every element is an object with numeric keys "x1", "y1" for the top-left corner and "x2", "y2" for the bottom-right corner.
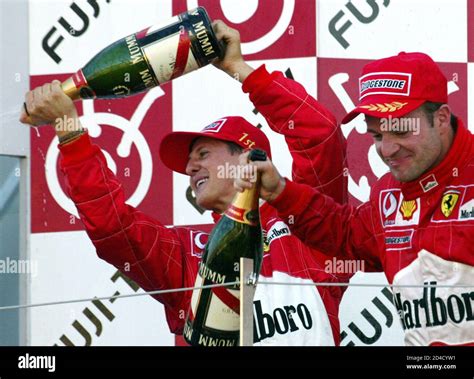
[{"x1": 441, "y1": 191, "x2": 460, "y2": 218}]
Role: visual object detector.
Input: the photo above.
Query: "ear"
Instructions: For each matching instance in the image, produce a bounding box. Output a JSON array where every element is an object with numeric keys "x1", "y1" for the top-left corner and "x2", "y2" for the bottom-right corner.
[{"x1": 435, "y1": 104, "x2": 451, "y2": 132}]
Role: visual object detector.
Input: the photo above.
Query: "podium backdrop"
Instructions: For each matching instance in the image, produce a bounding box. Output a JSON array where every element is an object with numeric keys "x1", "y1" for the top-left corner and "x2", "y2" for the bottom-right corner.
[{"x1": 23, "y1": 0, "x2": 473, "y2": 346}]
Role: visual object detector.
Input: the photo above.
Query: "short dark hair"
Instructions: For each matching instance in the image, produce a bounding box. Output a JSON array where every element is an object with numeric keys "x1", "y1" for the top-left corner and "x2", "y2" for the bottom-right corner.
[
  {"x1": 421, "y1": 101, "x2": 457, "y2": 128},
  {"x1": 189, "y1": 138, "x2": 243, "y2": 155},
  {"x1": 225, "y1": 141, "x2": 244, "y2": 155}
]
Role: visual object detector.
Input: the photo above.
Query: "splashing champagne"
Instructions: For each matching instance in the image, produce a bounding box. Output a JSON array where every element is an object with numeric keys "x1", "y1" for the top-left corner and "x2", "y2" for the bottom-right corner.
[
  {"x1": 184, "y1": 150, "x2": 266, "y2": 347},
  {"x1": 23, "y1": 7, "x2": 222, "y2": 123}
]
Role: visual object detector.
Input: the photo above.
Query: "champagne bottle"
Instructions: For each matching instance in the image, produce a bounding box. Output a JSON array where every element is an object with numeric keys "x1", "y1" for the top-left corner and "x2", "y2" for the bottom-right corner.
[
  {"x1": 61, "y1": 6, "x2": 222, "y2": 100},
  {"x1": 183, "y1": 150, "x2": 266, "y2": 347}
]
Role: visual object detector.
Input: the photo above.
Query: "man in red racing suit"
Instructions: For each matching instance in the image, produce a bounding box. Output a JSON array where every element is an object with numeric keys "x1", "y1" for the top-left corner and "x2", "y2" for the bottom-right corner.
[
  {"x1": 239, "y1": 52, "x2": 474, "y2": 346},
  {"x1": 21, "y1": 22, "x2": 350, "y2": 346}
]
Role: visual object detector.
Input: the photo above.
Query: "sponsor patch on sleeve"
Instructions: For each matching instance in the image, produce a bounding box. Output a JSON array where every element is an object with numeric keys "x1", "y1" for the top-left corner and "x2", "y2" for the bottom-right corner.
[{"x1": 385, "y1": 229, "x2": 414, "y2": 251}]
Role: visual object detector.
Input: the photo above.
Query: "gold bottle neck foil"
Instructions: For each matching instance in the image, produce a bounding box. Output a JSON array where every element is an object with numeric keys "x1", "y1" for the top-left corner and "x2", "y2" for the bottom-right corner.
[
  {"x1": 224, "y1": 181, "x2": 260, "y2": 226},
  {"x1": 61, "y1": 77, "x2": 81, "y2": 101}
]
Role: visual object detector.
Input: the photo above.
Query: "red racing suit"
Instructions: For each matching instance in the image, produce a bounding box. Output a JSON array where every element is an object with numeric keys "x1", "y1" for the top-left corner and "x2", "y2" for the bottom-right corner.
[
  {"x1": 270, "y1": 118, "x2": 474, "y2": 346},
  {"x1": 59, "y1": 65, "x2": 349, "y2": 346}
]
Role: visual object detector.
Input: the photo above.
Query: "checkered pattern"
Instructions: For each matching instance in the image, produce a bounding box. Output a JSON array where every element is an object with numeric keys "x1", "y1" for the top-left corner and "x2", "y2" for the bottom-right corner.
[{"x1": 27, "y1": 0, "x2": 472, "y2": 346}]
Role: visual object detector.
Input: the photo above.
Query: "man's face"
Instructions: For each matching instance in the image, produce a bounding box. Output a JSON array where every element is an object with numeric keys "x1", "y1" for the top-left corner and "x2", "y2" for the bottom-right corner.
[
  {"x1": 185, "y1": 137, "x2": 240, "y2": 213},
  {"x1": 366, "y1": 107, "x2": 446, "y2": 182}
]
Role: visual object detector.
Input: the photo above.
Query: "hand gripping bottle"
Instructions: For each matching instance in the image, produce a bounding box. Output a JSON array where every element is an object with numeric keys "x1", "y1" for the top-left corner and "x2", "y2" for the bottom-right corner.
[
  {"x1": 22, "y1": 7, "x2": 224, "y2": 124},
  {"x1": 183, "y1": 150, "x2": 266, "y2": 347},
  {"x1": 60, "y1": 6, "x2": 222, "y2": 100}
]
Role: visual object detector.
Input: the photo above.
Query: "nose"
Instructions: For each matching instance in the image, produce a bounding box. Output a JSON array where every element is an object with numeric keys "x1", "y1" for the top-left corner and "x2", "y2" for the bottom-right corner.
[
  {"x1": 378, "y1": 135, "x2": 401, "y2": 159},
  {"x1": 185, "y1": 156, "x2": 200, "y2": 176}
]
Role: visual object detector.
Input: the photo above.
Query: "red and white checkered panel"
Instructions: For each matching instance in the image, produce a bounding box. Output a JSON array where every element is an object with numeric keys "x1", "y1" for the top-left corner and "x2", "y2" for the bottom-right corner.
[
  {"x1": 28, "y1": 0, "x2": 177, "y2": 234},
  {"x1": 30, "y1": 77, "x2": 173, "y2": 233},
  {"x1": 318, "y1": 0, "x2": 468, "y2": 62},
  {"x1": 26, "y1": 0, "x2": 472, "y2": 346},
  {"x1": 173, "y1": 0, "x2": 316, "y2": 60},
  {"x1": 30, "y1": 0, "x2": 472, "y2": 229}
]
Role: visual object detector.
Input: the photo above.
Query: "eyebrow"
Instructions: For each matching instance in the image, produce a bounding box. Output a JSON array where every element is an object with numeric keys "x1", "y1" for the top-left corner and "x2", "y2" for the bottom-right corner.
[
  {"x1": 366, "y1": 128, "x2": 379, "y2": 134},
  {"x1": 188, "y1": 145, "x2": 207, "y2": 159}
]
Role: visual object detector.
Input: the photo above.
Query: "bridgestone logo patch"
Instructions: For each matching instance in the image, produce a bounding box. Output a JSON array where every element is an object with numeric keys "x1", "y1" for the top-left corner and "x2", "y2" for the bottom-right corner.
[
  {"x1": 386, "y1": 236, "x2": 410, "y2": 244},
  {"x1": 359, "y1": 72, "x2": 412, "y2": 100},
  {"x1": 361, "y1": 79, "x2": 406, "y2": 92}
]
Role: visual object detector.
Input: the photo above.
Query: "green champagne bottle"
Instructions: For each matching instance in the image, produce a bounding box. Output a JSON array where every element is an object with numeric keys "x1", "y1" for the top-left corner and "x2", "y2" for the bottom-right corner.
[
  {"x1": 60, "y1": 7, "x2": 222, "y2": 100},
  {"x1": 183, "y1": 150, "x2": 266, "y2": 347}
]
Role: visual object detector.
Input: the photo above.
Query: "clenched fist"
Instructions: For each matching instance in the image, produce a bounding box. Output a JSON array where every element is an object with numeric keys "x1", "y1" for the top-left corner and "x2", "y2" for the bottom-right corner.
[
  {"x1": 20, "y1": 80, "x2": 78, "y2": 127},
  {"x1": 211, "y1": 20, "x2": 254, "y2": 83},
  {"x1": 234, "y1": 151, "x2": 286, "y2": 203}
]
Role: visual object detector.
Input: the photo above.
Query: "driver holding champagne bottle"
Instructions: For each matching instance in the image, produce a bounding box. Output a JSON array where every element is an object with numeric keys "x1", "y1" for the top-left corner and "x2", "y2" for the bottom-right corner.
[{"x1": 20, "y1": 20, "x2": 351, "y2": 346}]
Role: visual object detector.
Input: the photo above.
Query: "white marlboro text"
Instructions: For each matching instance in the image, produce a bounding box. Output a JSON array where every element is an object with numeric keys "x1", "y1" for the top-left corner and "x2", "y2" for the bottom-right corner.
[{"x1": 393, "y1": 282, "x2": 474, "y2": 330}]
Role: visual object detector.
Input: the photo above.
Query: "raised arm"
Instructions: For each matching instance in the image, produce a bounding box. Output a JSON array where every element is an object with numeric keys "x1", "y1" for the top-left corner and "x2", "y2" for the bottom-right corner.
[
  {"x1": 20, "y1": 81, "x2": 198, "y2": 332},
  {"x1": 233, "y1": 152, "x2": 382, "y2": 269},
  {"x1": 212, "y1": 20, "x2": 347, "y2": 203}
]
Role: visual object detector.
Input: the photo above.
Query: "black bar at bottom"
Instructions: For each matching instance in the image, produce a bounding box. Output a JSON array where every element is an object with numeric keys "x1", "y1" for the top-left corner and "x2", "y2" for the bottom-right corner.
[{"x1": 0, "y1": 346, "x2": 472, "y2": 378}]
